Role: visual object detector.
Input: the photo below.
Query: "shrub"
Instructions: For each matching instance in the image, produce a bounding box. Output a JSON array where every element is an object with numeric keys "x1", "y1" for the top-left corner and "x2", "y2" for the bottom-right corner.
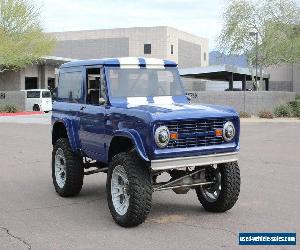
[
  {"x1": 288, "y1": 101, "x2": 300, "y2": 118},
  {"x1": 258, "y1": 111, "x2": 274, "y2": 119},
  {"x1": 0, "y1": 104, "x2": 18, "y2": 113},
  {"x1": 274, "y1": 104, "x2": 292, "y2": 117},
  {"x1": 239, "y1": 111, "x2": 251, "y2": 118}
]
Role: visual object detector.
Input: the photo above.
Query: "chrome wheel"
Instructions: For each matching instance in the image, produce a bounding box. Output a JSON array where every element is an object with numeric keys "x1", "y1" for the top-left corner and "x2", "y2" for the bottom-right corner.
[
  {"x1": 200, "y1": 167, "x2": 222, "y2": 202},
  {"x1": 55, "y1": 148, "x2": 67, "y2": 188},
  {"x1": 111, "y1": 165, "x2": 130, "y2": 216}
]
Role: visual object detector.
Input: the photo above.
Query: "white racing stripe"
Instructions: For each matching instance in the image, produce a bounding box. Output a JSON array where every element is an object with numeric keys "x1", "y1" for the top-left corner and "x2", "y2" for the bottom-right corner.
[
  {"x1": 118, "y1": 57, "x2": 140, "y2": 69},
  {"x1": 117, "y1": 57, "x2": 165, "y2": 69},
  {"x1": 150, "y1": 104, "x2": 186, "y2": 110},
  {"x1": 145, "y1": 58, "x2": 165, "y2": 69},
  {"x1": 153, "y1": 96, "x2": 174, "y2": 105},
  {"x1": 127, "y1": 97, "x2": 148, "y2": 107}
]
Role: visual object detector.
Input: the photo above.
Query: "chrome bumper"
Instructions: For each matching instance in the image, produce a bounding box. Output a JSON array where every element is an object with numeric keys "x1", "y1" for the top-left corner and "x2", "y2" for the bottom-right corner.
[{"x1": 150, "y1": 152, "x2": 239, "y2": 171}]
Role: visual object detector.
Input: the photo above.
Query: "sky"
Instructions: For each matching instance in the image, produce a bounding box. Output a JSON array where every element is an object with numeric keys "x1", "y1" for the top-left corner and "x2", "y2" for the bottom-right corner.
[{"x1": 34, "y1": 0, "x2": 225, "y2": 50}]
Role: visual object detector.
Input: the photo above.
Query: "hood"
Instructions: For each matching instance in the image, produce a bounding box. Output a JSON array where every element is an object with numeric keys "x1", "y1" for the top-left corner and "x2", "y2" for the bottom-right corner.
[{"x1": 128, "y1": 102, "x2": 238, "y2": 121}]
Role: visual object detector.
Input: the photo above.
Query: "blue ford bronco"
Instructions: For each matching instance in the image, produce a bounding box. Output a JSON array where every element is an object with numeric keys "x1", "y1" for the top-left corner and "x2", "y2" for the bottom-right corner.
[{"x1": 52, "y1": 57, "x2": 240, "y2": 227}]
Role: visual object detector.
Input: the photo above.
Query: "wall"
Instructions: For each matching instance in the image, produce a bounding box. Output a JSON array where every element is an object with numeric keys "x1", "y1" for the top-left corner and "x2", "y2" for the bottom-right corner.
[
  {"x1": 0, "y1": 71, "x2": 21, "y2": 91},
  {"x1": 166, "y1": 27, "x2": 209, "y2": 67},
  {"x1": 50, "y1": 27, "x2": 165, "y2": 60},
  {"x1": 0, "y1": 91, "x2": 26, "y2": 111},
  {"x1": 292, "y1": 63, "x2": 300, "y2": 94},
  {"x1": 188, "y1": 91, "x2": 296, "y2": 115},
  {"x1": 178, "y1": 39, "x2": 202, "y2": 68},
  {"x1": 129, "y1": 27, "x2": 168, "y2": 59},
  {"x1": 49, "y1": 26, "x2": 209, "y2": 68},
  {"x1": 266, "y1": 63, "x2": 300, "y2": 93},
  {"x1": 53, "y1": 38, "x2": 130, "y2": 59},
  {"x1": 181, "y1": 78, "x2": 206, "y2": 91}
]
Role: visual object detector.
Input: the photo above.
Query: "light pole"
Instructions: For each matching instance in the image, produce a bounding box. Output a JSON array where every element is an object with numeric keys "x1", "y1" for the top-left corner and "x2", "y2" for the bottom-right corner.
[{"x1": 249, "y1": 32, "x2": 258, "y2": 90}]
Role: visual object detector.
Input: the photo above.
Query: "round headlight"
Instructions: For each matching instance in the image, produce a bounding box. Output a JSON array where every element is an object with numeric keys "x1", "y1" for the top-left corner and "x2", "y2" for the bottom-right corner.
[
  {"x1": 223, "y1": 121, "x2": 235, "y2": 142},
  {"x1": 155, "y1": 126, "x2": 170, "y2": 148}
]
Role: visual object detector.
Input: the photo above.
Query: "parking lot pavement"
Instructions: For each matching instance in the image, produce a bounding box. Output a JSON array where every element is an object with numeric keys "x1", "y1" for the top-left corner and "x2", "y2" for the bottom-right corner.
[
  {"x1": 0, "y1": 113, "x2": 51, "y2": 125},
  {"x1": 0, "y1": 121, "x2": 299, "y2": 250}
]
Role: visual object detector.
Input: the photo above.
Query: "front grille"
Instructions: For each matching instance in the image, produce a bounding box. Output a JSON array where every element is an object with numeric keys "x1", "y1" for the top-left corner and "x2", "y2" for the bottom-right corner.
[{"x1": 161, "y1": 119, "x2": 225, "y2": 148}]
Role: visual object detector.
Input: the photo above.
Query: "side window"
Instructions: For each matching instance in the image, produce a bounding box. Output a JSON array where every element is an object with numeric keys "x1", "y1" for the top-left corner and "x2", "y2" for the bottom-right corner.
[
  {"x1": 42, "y1": 91, "x2": 51, "y2": 98},
  {"x1": 27, "y1": 91, "x2": 40, "y2": 98},
  {"x1": 86, "y1": 67, "x2": 107, "y2": 105},
  {"x1": 58, "y1": 71, "x2": 82, "y2": 101}
]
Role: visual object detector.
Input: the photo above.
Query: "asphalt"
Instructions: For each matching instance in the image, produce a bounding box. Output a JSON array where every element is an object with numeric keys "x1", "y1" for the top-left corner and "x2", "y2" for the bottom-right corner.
[{"x1": 0, "y1": 117, "x2": 299, "y2": 250}]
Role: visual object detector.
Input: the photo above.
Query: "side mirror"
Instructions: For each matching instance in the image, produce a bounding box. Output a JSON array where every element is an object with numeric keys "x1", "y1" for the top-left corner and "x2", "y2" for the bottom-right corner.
[
  {"x1": 99, "y1": 97, "x2": 106, "y2": 105},
  {"x1": 186, "y1": 94, "x2": 191, "y2": 101}
]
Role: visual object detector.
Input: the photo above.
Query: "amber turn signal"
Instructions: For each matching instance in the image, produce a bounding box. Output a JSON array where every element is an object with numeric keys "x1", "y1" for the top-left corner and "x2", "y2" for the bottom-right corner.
[
  {"x1": 215, "y1": 129, "x2": 223, "y2": 137},
  {"x1": 170, "y1": 132, "x2": 178, "y2": 140}
]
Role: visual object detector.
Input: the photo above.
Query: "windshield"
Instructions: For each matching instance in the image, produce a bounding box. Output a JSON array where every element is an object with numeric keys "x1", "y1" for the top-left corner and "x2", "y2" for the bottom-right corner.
[
  {"x1": 42, "y1": 91, "x2": 51, "y2": 98},
  {"x1": 107, "y1": 67, "x2": 185, "y2": 97}
]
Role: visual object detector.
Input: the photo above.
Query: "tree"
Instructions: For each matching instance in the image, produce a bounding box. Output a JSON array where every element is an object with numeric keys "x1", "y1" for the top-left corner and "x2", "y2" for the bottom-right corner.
[
  {"x1": 0, "y1": 0, "x2": 55, "y2": 72},
  {"x1": 218, "y1": 0, "x2": 300, "y2": 88}
]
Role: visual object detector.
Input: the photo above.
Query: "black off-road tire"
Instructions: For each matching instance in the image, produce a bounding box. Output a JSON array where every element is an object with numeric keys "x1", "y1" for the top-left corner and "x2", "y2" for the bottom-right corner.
[
  {"x1": 52, "y1": 138, "x2": 84, "y2": 197},
  {"x1": 196, "y1": 162, "x2": 240, "y2": 212},
  {"x1": 106, "y1": 152, "x2": 153, "y2": 227}
]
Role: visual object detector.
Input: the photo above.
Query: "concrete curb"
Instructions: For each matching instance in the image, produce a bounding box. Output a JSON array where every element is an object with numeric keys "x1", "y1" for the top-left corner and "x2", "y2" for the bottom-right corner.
[
  {"x1": 0, "y1": 111, "x2": 43, "y2": 117},
  {"x1": 241, "y1": 118, "x2": 300, "y2": 123}
]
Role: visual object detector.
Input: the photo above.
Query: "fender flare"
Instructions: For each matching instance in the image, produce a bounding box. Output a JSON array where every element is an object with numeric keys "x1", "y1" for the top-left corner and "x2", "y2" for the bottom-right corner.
[
  {"x1": 112, "y1": 129, "x2": 149, "y2": 162},
  {"x1": 52, "y1": 119, "x2": 78, "y2": 152}
]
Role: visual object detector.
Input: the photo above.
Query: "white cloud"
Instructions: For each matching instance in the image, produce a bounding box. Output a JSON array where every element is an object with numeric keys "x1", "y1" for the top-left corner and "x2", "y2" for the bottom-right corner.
[{"x1": 34, "y1": 0, "x2": 225, "y2": 50}]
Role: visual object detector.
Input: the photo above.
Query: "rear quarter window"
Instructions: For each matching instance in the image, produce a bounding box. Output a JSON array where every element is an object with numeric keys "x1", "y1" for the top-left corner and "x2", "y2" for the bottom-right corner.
[
  {"x1": 57, "y1": 71, "x2": 83, "y2": 101},
  {"x1": 42, "y1": 91, "x2": 51, "y2": 98},
  {"x1": 27, "y1": 91, "x2": 40, "y2": 98}
]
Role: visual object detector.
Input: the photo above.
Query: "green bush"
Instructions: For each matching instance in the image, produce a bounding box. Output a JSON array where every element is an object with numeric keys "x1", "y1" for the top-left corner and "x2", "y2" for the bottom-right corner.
[
  {"x1": 288, "y1": 101, "x2": 300, "y2": 118},
  {"x1": 0, "y1": 104, "x2": 18, "y2": 113},
  {"x1": 239, "y1": 111, "x2": 251, "y2": 118},
  {"x1": 274, "y1": 104, "x2": 292, "y2": 117},
  {"x1": 258, "y1": 111, "x2": 274, "y2": 119}
]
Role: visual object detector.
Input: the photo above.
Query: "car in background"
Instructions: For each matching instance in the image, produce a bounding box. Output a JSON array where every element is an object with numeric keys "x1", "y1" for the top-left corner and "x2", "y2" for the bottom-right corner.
[{"x1": 22, "y1": 89, "x2": 52, "y2": 112}]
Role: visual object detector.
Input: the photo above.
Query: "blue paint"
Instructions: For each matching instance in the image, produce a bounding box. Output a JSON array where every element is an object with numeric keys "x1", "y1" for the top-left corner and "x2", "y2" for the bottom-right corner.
[
  {"x1": 52, "y1": 58, "x2": 240, "y2": 164},
  {"x1": 138, "y1": 57, "x2": 146, "y2": 68}
]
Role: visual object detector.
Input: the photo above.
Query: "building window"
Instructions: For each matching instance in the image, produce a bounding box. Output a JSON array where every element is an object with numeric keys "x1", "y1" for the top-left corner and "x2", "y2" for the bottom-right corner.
[
  {"x1": 171, "y1": 45, "x2": 174, "y2": 55},
  {"x1": 25, "y1": 77, "x2": 38, "y2": 90},
  {"x1": 48, "y1": 78, "x2": 55, "y2": 91},
  {"x1": 144, "y1": 44, "x2": 151, "y2": 54},
  {"x1": 204, "y1": 52, "x2": 207, "y2": 61}
]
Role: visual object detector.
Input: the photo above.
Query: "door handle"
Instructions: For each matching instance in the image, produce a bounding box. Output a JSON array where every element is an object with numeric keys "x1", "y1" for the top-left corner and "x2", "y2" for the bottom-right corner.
[
  {"x1": 80, "y1": 106, "x2": 86, "y2": 111},
  {"x1": 104, "y1": 114, "x2": 111, "y2": 121}
]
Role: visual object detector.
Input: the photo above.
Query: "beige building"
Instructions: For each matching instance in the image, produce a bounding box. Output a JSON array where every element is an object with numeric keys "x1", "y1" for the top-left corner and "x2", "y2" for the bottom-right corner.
[
  {"x1": 0, "y1": 57, "x2": 69, "y2": 91},
  {"x1": 0, "y1": 26, "x2": 208, "y2": 92},
  {"x1": 50, "y1": 26, "x2": 209, "y2": 69}
]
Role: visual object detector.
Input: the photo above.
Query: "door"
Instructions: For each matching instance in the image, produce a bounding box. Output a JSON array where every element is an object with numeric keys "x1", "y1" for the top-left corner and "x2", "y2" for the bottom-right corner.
[{"x1": 78, "y1": 67, "x2": 108, "y2": 162}]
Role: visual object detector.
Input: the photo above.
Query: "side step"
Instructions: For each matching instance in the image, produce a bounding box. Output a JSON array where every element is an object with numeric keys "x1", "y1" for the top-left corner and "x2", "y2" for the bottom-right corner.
[{"x1": 84, "y1": 167, "x2": 108, "y2": 176}]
